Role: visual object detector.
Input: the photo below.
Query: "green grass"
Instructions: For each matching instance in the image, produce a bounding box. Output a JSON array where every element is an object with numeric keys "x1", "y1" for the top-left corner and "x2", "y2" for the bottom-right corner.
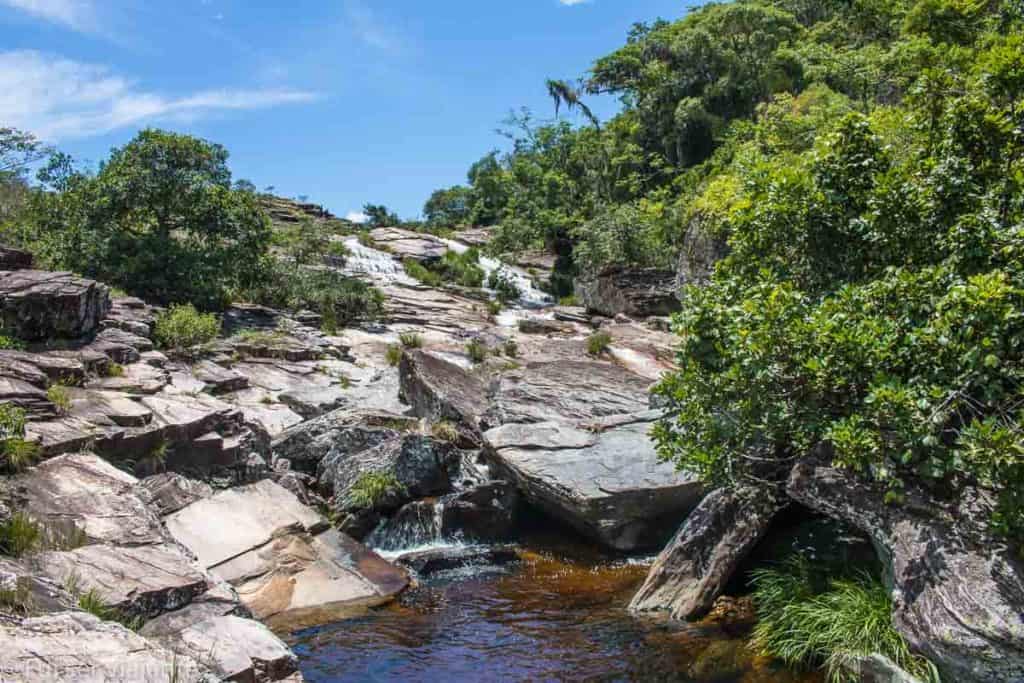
[
  {"x1": 47, "y1": 383, "x2": 72, "y2": 415},
  {"x1": 0, "y1": 512, "x2": 41, "y2": 558},
  {"x1": 385, "y1": 344, "x2": 403, "y2": 367},
  {"x1": 399, "y1": 332, "x2": 423, "y2": 349},
  {"x1": 0, "y1": 577, "x2": 33, "y2": 615},
  {"x1": 403, "y1": 258, "x2": 444, "y2": 287},
  {"x1": 466, "y1": 339, "x2": 488, "y2": 364},
  {"x1": 587, "y1": 331, "x2": 612, "y2": 357},
  {"x1": 154, "y1": 304, "x2": 220, "y2": 350},
  {"x1": 348, "y1": 471, "x2": 405, "y2": 509},
  {"x1": 559, "y1": 295, "x2": 580, "y2": 307},
  {"x1": 487, "y1": 300, "x2": 503, "y2": 317},
  {"x1": 0, "y1": 403, "x2": 39, "y2": 474},
  {"x1": 750, "y1": 556, "x2": 939, "y2": 683},
  {"x1": 105, "y1": 362, "x2": 125, "y2": 378},
  {"x1": 235, "y1": 328, "x2": 287, "y2": 346}
]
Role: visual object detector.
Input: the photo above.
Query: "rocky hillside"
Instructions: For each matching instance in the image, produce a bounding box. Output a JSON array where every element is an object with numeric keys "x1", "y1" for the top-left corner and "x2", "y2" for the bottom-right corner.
[{"x1": 1, "y1": 220, "x2": 1021, "y2": 683}]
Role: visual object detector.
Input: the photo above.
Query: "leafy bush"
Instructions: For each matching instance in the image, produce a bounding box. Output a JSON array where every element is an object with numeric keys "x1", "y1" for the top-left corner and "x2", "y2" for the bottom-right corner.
[
  {"x1": 587, "y1": 331, "x2": 612, "y2": 357},
  {"x1": 348, "y1": 471, "x2": 405, "y2": 509},
  {"x1": 241, "y1": 262, "x2": 384, "y2": 328},
  {"x1": 751, "y1": 557, "x2": 938, "y2": 683},
  {"x1": 154, "y1": 304, "x2": 220, "y2": 350},
  {"x1": 399, "y1": 332, "x2": 423, "y2": 349},
  {"x1": 0, "y1": 512, "x2": 40, "y2": 557},
  {"x1": 487, "y1": 270, "x2": 521, "y2": 303},
  {"x1": 402, "y1": 258, "x2": 443, "y2": 287},
  {"x1": 466, "y1": 339, "x2": 488, "y2": 364},
  {"x1": 487, "y1": 300, "x2": 503, "y2": 317},
  {"x1": 503, "y1": 339, "x2": 519, "y2": 358}
]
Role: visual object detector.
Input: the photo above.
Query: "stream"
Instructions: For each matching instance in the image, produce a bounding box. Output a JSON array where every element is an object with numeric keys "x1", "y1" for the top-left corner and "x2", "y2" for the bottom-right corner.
[
  {"x1": 289, "y1": 526, "x2": 821, "y2": 683},
  {"x1": 300, "y1": 232, "x2": 821, "y2": 682}
]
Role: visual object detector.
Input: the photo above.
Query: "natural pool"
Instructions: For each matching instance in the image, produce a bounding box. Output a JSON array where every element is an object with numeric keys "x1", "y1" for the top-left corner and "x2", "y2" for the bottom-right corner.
[{"x1": 288, "y1": 529, "x2": 823, "y2": 683}]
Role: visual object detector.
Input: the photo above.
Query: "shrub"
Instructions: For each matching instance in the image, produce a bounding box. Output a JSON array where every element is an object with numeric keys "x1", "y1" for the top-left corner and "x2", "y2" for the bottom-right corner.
[
  {"x1": 488, "y1": 270, "x2": 521, "y2": 303},
  {"x1": 0, "y1": 512, "x2": 41, "y2": 557},
  {"x1": 487, "y1": 300, "x2": 503, "y2": 317},
  {"x1": 0, "y1": 577, "x2": 33, "y2": 614},
  {"x1": 587, "y1": 331, "x2": 612, "y2": 356},
  {"x1": 403, "y1": 258, "x2": 443, "y2": 288},
  {"x1": 76, "y1": 588, "x2": 114, "y2": 621},
  {"x1": 47, "y1": 383, "x2": 72, "y2": 415},
  {"x1": 0, "y1": 331, "x2": 25, "y2": 350},
  {"x1": 242, "y1": 262, "x2": 384, "y2": 327},
  {"x1": 385, "y1": 344, "x2": 403, "y2": 367},
  {"x1": 558, "y1": 295, "x2": 579, "y2": 307},
  {"x1": 105, "y1": 362, "x2": 125, "y2": 378},
  {"x1": 326, "y1": 240, "x2": 351, "y2": 261},
  {"x1": 431, "y1": 421, "x2": 459, "y2": 443},
  {"x1": 503, "y1": 339, "x2": 519, "y2": 358},
  {"x1": 466, "y1": 339, "x2": 488, "y2": 364},
  {"x1": 348, "y1": 471, "x2": 404, "y2": 509},
  {"x1": 399, "y1": 332, "x2": 423, "y2": 349},
  {"x1": 751, "y1": 557, "x2": 938, "y2": 683},
  {"x1": 154, "y1": 304, "x2": 220, "y2": 350}
]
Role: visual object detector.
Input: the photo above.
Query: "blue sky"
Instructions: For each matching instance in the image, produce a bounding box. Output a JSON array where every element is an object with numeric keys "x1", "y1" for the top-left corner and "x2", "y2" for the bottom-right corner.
[{"x1": 0, "y1": 0, "x2": 691, "y2": 220}]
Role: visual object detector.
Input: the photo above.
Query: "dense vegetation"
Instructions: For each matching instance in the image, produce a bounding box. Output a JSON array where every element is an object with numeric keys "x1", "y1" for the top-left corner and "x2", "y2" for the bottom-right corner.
[
  {"x1": 424, "y1": 0, "x2": 1024, "y2": 547},
  {"x1": 0, "y1": 129, "x2": 383, "y2": 328}
]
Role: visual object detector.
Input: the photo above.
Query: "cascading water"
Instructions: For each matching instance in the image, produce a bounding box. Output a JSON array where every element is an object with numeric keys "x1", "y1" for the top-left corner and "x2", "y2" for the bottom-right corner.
[
  {"x1": 366, "y1": 496, "x2": 464, "y2": 555},
  {"x1": 339, "y1": 236, "x2": 411, "y2": 284},
  {"x1": 437, "y1": 237, "x2": 553, "y2": 309}
]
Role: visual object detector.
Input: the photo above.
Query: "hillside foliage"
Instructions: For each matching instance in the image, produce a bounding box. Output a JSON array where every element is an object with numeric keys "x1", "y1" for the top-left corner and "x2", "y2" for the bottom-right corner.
[{"x1": 427, "y1": 0, "x2": 1024, "y2": 544}]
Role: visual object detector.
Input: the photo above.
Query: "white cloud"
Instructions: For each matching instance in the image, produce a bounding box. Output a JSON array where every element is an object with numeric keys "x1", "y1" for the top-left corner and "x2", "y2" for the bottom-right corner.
[
  {"x1": 345, "y1": 211, "x2": 369, "y2": 224},
  {"x1": 0, "y1": 50, "x2": 322, "y2": 141},
  {"x1": 0, "y1": 0, "x2": 97, "y2": 32},
  {"x1": 559, "y1": 0, "x2": 590, "y2": 5}
]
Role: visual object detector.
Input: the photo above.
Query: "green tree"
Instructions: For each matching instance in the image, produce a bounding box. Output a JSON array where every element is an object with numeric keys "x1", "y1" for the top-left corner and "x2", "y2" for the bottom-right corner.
[{"x1": 32, "y1": 129, "x2": 271, "y2": 308}]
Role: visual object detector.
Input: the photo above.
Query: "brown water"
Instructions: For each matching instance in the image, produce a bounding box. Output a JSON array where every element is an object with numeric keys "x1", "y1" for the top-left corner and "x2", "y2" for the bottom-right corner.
[{"x1": 288, "y1": 532, "x2": 823, "y2": 683}]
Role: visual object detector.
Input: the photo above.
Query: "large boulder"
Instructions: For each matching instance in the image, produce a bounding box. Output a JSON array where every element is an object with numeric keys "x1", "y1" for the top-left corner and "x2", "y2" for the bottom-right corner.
[
  {"x1": 163, "y1": 479, "x2": 409, "y2": 626},
  {"x1": 369, "y1": 227, "x2": 448, "y2": 262},
  {"x1": 0, "y1": 612, "x2": 212, "y2": 682},
  {"x1": 0, "y1": 245, "x2": 33, "y2": 270},
  {"x1": 787, "y1": 456, "x2": 1024, "y2": 683},
  {"x1": 676, "y1": 219, "x2": 728, "y2": 289},
  {"x1": 0, "y1": 269, "x2": 111, "y2": 340},
  {"x1": 629, "y1": 487, "x2": 783, "y2": 620},
  {"x1": 484, "y1": 412, "x2": 703, "y2": 550},
  {"x1": 575, "y1": 266, "x2": 680, "y2": 318},
  {"x1": 399, "y1": 349, "x2": 487, "y2": 434}
]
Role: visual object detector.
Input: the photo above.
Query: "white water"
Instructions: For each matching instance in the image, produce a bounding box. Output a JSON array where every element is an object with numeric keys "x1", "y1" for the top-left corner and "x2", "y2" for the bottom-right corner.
[
  {"x1": 437, "y1": 237, "x2": 553, "y2": 308},
  {"x1": 340, "y1": 236, "x2": 411, "y2": 284}
]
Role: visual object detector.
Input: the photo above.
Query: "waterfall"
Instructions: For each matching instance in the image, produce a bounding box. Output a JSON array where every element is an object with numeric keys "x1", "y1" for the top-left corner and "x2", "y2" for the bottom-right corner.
[
  {"x1": 340, "y1": 236, "x2": 411, "y2": 284},
  {"x1": 437, "y1": 237, "x2": 553, "y2": 308},
  {"x1": 367, "y1": 497, "x2": 463, "y2": 554}
]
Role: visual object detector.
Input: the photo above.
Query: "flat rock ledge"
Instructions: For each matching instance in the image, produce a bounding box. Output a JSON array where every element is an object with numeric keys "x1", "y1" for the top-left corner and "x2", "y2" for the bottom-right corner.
[
  {"x1": 164, "y1": 479, "x2": 410, "y2": 626},
  {"x1": 484, "y1": 411, "x2": 702, "y2": 551}
]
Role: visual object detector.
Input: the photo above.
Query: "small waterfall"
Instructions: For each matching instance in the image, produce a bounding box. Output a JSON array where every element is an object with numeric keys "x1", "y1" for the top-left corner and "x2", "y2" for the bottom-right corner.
[
  {"x1": 437, "y1": 237, "x2": 553, "y2": 308},
  {"x1": 367, "y1": 497, "x2": 462, "y2": 553},
  {"x1": 340, "y1": 236, "x2": 411, "y2": 284}
]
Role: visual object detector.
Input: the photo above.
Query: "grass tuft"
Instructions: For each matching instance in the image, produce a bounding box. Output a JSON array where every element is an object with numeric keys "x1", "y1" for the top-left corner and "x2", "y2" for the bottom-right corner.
[
  {"x1": 466, "y1": 339, "x2": 488, "y2": 364},
  {"x1": 587, "y1": 331, "x2": 612, "y2": 357},
  {"x1": 399, "y1": 332, "x2": 424, "y2": 349},
  {"x1": 348, "y1": 471, "x2": 405, "y2": 509},
  {"x1": 0, "y1": 513, "x2": 41, "y2": 558},
  {"x1": 47, "y1": 383, "x2": 72, "y2": 415},
  {"x1": 385, "y1": 344, "x2": 403, "y2": 367},
  {"x1": 750, "y1": 556, "x2": 939, "y2": 683},
  {"x1": 431, "y1": 420, "x2": 459, "y2": 443}
]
